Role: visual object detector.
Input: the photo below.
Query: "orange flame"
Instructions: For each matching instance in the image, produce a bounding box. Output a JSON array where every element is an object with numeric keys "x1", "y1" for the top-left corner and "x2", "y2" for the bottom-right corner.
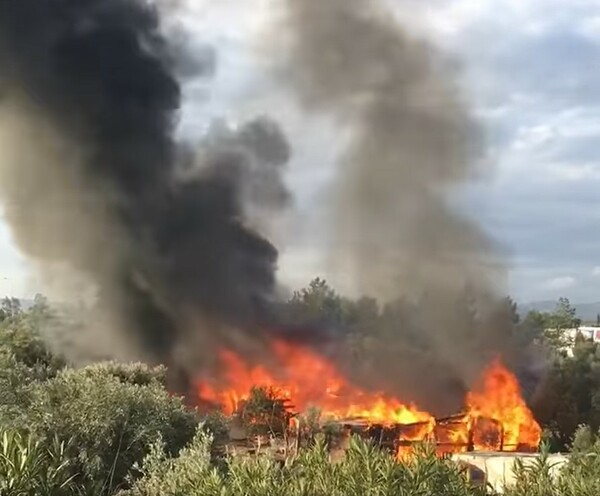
[
  {"x1": 198, "y1": 340, "x2": 432, "y2": 425},
  {"x1": 467, "y1": 359, "x2": 541, "y2": 451},
  {"x1": 196, "y1": 340, "x2": 540, "y2": 454}
]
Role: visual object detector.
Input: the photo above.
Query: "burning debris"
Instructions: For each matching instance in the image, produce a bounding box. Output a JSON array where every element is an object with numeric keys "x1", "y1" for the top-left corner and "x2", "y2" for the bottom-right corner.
[{"x1": 196, "y1": 341, "x2": 541, "y2": 459}]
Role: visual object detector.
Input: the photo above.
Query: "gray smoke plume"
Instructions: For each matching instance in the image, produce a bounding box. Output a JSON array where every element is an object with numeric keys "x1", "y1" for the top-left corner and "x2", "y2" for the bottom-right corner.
[
  {"x1": 0, "y1": 0, "x2": 297, "y2": 392},
  {"x1": 279, "y1": 0, "x2": 510, "y2": 414},
  {"x1": 0, "y1": 0, "x2": 519, "y2": 414}
]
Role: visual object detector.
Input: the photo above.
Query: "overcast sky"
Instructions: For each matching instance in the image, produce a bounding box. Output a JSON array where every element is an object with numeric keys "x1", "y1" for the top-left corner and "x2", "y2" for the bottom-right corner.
[{"x1": 1, "y1": 0, "x2": 600, "y2": 304}]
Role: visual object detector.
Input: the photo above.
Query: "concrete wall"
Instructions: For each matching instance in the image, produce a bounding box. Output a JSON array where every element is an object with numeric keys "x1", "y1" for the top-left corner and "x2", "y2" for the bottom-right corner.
[{"x1": 451, "y1": 452, "x2": 568, "y2": 493}]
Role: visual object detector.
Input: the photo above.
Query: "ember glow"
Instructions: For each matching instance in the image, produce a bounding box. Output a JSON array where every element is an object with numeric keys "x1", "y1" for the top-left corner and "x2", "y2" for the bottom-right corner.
[{"x1": 196, "y1": 339, "x2": 541, "y2": 454}]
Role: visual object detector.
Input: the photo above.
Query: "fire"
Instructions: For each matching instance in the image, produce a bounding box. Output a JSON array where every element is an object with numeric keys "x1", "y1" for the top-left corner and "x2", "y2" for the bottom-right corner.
[
  {"x1": 196, "y1": 339, "x2": 540, "y2": 455},
  {"x1": 466, "y1": 359, "x2": 542, "y2": 451},
  {"x1": 198, "y1": 339, "x2": 433, "y2": 426}
]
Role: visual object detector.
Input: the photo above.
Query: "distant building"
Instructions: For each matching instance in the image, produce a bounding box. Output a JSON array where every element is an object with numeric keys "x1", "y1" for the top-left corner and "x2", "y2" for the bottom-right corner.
[
  {"x1": 544, "y1": 326, "x2": 600, "y2": 356},
  {"x1": 452, "y1": 452, "x2": 568, "y2": 494},
  {"x1": 565, "y1": 326, "x2": 600, "y2": 343}
]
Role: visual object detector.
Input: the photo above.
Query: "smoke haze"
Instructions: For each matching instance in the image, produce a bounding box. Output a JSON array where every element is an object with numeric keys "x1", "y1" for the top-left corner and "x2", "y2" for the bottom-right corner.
[
  {"x1": 0, "y1": 0, "x2": 296, "y2": 391},
  {"x1": 0, "y1": 0, "x2": 515, "y2": 413},
  {"x1": 278, "y1": 0, "x2": 510, "y2": 413}
]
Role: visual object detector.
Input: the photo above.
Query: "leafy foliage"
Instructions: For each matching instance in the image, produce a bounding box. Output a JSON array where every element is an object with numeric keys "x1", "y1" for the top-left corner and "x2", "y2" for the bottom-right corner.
[
  {"x1": 0, "y1": 303, "x2": 200, "y2": 494},
  {"x1": 543, "y1": 298, "x2": 581, "y2": 349},
  {"x1": 18, "y1": 367, "x2": 199, "y2": 493},
  {"x1": 0, "y1": 302, "x2": 65, "y2": 381},
  {"x1": 1, "y1": 289, "x2": 600, "y2": 495},
  {"x1": 531, "y1": 340, "x2": 600, "y2": 449},
  {"x1": 503, "y1": 439, "x2": 600, "y2": 496},
  {"x1": 239, "y1": 386, "x2": 293, "y2": 437},
  {"x1": 122, "y1": 430, "x2": 486, "y2": 496},
  {"x1": 0, "y1": 428, "x2": 77, "y2": 496}
]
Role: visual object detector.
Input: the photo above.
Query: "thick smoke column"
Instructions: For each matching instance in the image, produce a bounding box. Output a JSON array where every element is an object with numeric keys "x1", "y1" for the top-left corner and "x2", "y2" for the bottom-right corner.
[
  {"x1": 0, "y1": 0, "x2": 293, "y2": 389},
  {"x1": 280, "y1": 0, "x2": 509, "y2": 413},
  {"x1": 0, "y1": 0, "x2": 518, "y2": 413}
]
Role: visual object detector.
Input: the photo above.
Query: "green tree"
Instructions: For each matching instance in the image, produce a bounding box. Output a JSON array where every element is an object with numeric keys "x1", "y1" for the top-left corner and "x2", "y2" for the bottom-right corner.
[
  {"x1": 518, "y1": 310, "x2": 548, "y2": 346},
  {"x1": 343, "y1": 296, "x2": 380, "y2": 336},
  {"x1": 285, "y1": 278, "x2": 344, "y2": 330},
  {"x1": 4, "y1": 366, "x2": 200, "y2": 494},
  {"x1": 0, "y1": 296, "x2": 21, "y2": 322},
  {"x1": 544, "y1": 298, "x2": 581, "y2": 349},
  {"x1": 531, "y1": 340, "x2": 600, "y2": 449}
]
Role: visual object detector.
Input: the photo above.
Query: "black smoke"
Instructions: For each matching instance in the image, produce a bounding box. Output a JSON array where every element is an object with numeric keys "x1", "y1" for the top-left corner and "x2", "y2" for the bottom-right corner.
[
  {"x1": 0, "y1": 0, "x2": 296, "y2": 391},
  {"x1": 0, "y1": 0, "x2": 527, "y2": 415}
]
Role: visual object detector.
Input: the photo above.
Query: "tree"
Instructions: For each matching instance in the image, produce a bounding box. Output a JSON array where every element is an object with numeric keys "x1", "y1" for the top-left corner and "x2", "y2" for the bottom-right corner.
[
  {"x1": 342, "y1": 296, "x2": 380, "y2": 337},
  {"x1": 285, "y1": 278, "x2": 344, "y2": 331},
  {"x1": 544, "y1": 298, "x2": 581, "y2": 350},
  {"x1": 0, "y1": 297, "x2": 21, "y2": 322},
  {"x1": 531, "y1": 339, "x2": 600, "y2": 450},
  {"x1": 518, "y1": 310, "x2": 548, "y2": 346}
]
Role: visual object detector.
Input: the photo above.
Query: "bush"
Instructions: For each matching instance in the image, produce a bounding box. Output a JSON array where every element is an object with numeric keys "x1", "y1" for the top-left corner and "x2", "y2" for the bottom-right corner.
[
  {"x1": 0, "y1": 311, "x2": 65, "y2": 382},
  {"x1": 201, "y1": 409, "x2": 230, "y2": 444},
  {"x1": 570, "y1": 424, "x2": 596, "y2": 453},
  {"x1": 3, "y1": 364, "x2": 199, "y2": 494},
  {"x1": 239, "y1": 387, "x2": 293, "y2": 438},
  {"x1": 0, "y1": 349, "x2": 36, "y2": 416},
  {"x1": 0, "y1": 427, "x2": 77, "y2": 496},
  {"x1": 119, "y1": 426, "x2": 222, "y2": 496},
  {"x1": 502, "y1": 437, "x2": 600, "y2": 496},
  {"x1": 78, "y1": 361, "x2": 168, "y2": 388},
  {"x1": 122, "y1": 430, "x2": 485, "y2": 496}
]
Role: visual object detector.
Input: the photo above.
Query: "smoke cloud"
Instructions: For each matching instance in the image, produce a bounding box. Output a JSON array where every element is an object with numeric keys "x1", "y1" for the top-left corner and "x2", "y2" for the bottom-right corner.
[
  {"x1": 0, "y1": 0, "x2": 295, "y2": 392},
  {"x1": 0, "y1": 0, "x2": 517, "y2": 414},
  {"x1": 278, "y1": 0, "x2": 511, "y2": 413}
]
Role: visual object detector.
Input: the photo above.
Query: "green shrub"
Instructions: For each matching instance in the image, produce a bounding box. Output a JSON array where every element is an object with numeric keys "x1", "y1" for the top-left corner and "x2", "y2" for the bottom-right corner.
[
  {"x1": 504, "y1": 438, "x2": 600, "y2": 496},
  {"x1": 0, "y1": 427, "x2": 77, "y2": 496},
  {"x1": 120, "y1": 426, "x2": 222, "y2": 496},
  {"x1": 570, "y1": 424, "x2": 596, "y2": 454},
  {"x1": 0, "y1": 349, "x2": 40, "y2": 427},
  {"x1": 201, "y1": 409, "x2": 230, "y2": 444},
  {"x1": 0, "y1": 312, "x2": 65, "y2": 382},
  {"x1": 123, "y1": 430, "x2": 485, "y2": 496},
  {"x1": 78, "y1": 361, "x2": 168, "y2": 388},
  {"x1": 558, "y1": 437, "x2": 600, "y2": 496},
  {"x1": 6, "y1": 365, "x2": 199, "y2": 494}
]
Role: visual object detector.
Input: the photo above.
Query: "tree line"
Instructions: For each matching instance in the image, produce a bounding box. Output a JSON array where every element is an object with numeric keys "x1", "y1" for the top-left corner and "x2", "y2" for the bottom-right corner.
[{"x1": 1, "y1": 281, "x2": 600, "y2": 494}]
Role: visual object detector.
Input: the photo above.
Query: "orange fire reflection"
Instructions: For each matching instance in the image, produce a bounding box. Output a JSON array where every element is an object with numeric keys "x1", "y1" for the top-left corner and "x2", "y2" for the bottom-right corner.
[{"x1": 196, "y1": 339, "x2": 540, "y2": 455}]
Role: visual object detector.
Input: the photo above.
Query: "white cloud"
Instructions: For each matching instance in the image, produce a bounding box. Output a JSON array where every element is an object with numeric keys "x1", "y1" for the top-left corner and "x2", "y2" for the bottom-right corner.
[
  {"x1": 547, "y1": 162, "x2": 600, "y2": 182},
  {"x1": 540, "y1": 276, "x2": 577, "y2": 291},
  {"x1": 578, "y1": 16, "x2": 600, "y2": 43},
  {"x1": 511, "y1": 124, "x2": 557, "y2": 151},
  {"x1": 592, "y1": 267, "x2": 600, "y2": 277}
]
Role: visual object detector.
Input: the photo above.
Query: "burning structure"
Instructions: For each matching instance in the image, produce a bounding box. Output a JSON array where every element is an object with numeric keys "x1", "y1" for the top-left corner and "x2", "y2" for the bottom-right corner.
[
  {"x1": 197, "y1": 340, "x2": 541, "y2": 459},
  {"x1": 0, "y1": 0, "x2": 541, "y2": 462}
]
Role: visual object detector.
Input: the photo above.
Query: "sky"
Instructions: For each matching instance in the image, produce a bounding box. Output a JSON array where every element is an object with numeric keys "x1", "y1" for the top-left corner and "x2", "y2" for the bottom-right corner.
[{"x1": 1, "y1": 0, "x2": 600, "y2": 304}]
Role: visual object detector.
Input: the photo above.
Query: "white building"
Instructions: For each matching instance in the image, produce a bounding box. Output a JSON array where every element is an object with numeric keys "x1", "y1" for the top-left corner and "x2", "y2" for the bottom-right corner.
[
  {"x1": 546, "y1": 326, "x2": 600, "y2": 356},
  {"x1": 452, "y1": 452, "x2": 568, "y2": 493},
  {"x1": 563, "y1": 326, "x2": 600, "y2": 343}
]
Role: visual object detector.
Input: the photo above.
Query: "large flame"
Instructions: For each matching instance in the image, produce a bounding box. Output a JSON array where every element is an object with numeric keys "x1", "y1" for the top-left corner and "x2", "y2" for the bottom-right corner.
[
  {"x1": 467, "y1": 359, "x2": 542, "y2": 451},
  {"x1": 197, "y1": 339, "x2": 540, "y2": 454}
]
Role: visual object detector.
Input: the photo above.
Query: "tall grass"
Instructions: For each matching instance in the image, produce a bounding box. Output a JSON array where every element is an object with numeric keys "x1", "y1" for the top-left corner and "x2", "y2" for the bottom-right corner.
[
  {"x1": 0, "y1": 428, "x2": 76, "y2": 496},
  {"x1": 3, "y1": 423, "x2": 600, "y2": 496},
  {"x1": 121, "y1": 427, "x2": 487, "y2": 496}
]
